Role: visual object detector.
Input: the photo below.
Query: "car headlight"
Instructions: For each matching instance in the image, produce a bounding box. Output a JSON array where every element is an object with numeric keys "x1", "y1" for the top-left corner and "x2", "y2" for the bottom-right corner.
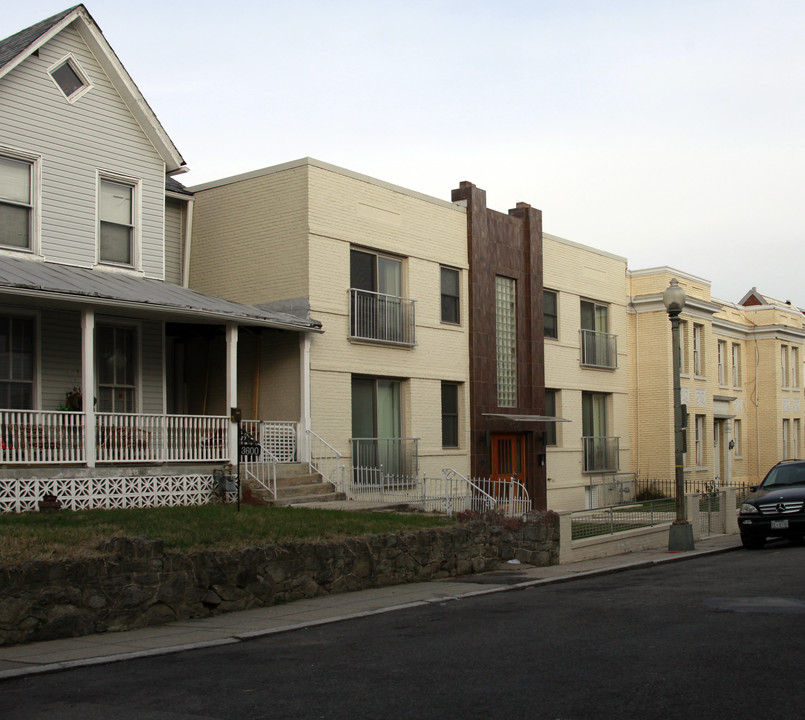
[{"x1": 740, "y1": 503, "x2": 759, "y2": 514}]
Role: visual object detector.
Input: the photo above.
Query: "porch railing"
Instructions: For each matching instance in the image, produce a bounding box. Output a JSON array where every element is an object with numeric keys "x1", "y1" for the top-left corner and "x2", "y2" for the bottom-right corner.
[
  {"x1": 0, "y1": 410, "x2": 231, "y2": 465},
  {"x1": 349, "y1": 288, "x2": 416, "y2": 346},
  {"x1": 96, "y1": 413, "x2": 230, "y2": 463},
  {"x1": 0, "y1": 410, "x2": 85, "y2": 464}
]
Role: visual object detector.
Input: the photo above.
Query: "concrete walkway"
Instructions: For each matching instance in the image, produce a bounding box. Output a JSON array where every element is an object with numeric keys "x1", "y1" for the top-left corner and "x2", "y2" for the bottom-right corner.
[{"x1": 0, "y1": 533, "x2": 742, "y2": 680}]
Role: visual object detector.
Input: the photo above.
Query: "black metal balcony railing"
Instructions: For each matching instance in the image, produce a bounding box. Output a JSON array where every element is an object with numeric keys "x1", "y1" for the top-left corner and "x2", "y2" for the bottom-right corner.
[
  {"x1": 351, "y1": 437, "x2": 419, "y2": 482},
  {"x1": 582, "y1": 435, "x2": 620, "y2": 473},
  {"x1": 580, "y1": 329, "x2": 618, "y2": 369},
  {"x1": 349, "y1": 288, "x2": 416, "y2": 346}
]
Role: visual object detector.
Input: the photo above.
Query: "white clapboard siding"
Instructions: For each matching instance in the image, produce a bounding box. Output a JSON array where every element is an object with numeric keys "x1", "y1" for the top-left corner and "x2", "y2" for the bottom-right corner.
[
  {"x1": 164, "y1": 198, "x2": 185, "y2": 285},
  {"x1": 0, "y1": 25, "x2": 166, "y2": 278}
]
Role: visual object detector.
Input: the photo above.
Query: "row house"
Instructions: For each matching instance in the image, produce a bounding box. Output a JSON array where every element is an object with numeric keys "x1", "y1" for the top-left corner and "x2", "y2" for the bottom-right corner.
[
  {"x1": 628, "y1": 269, "x2": 805, "y2": 492},
  {"x1": 188, "y1": 159, "x2": 472, "y2": 494},
  {"x1": 542, "y1": 234, "x2": 632, "y2": 509},
  {"x1": 0, "y1": 6, "x2": 320, "y2": 512}
]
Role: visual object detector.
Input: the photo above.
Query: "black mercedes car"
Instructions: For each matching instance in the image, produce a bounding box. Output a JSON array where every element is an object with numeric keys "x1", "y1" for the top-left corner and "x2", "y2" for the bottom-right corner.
[{"x1": 739, "y1": 459, "x2": 805, "y2": 549}]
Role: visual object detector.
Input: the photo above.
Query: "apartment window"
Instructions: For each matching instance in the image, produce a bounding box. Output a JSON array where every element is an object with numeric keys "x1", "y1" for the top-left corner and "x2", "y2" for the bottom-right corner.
[
  {"x1": 783, "y1": 419, "x2": 790, "y2": 459},
  {"x1": 781, "y1": 345, "x2": 789, "y2": 388},
  {"x1": 349, "y1": 249, "x2": 414, "y2": 345},
  {"x1": 792, "y1": 347, "x2": 800, "y2": 389},
  {"x1": 0, "y1": 315, "x2": 34, "y2": 409},
  {"x1": 695, "y1": 415, "x2": 705, "y2": 467},
  {"x1": 732, "y1": 343, "x2": 741, "y2": 388},
  {"x1": 693, "y1": 324, "x2": 704, "y2": 376},
  {"x1": 580, "y1": 299, "x2": 616, "y2": 368},
  {"x1": 733, "y1": 419, "x2": 741, "y2": 457},
  {"x1": 717, "y1": 341, "x2": 727, "y2": 386},
  {"x1": 545, "y1": 389, "x2": 557, "y2": 446},
  {"x1": 99, "y1": 178, "x2": 135, "y2": 266},
  {"x1": 441, "y1": 382, "x2": 459, "y2": 448},
  {"x1": 582, "y1": 392, "x2": 618, "y2": 472},
  {"x1": 48, "y1": 55, "x2": 91, "y2": 102},
  {"x1": 679, "y1": 320, "x2": 688, "y2": 374},
  {"x1": 544, "y1": 290, "x2": 558, "y2": 339},
  {"x1": 0, "y1": 156, "x2": 33, "y2": 249},
  {"x1": 495, "y1": 276, "x2": 517, "y2": 407},
  {"x1": 97, "y1": 325, "x2": 136, "y2": 412},
  {"x1": 351, "y1": 376, "x2": 413, "y2": 476},
  {"x1": 440, "y1": 267, "x2": 460, "y2": 324},
  {"x1": 793, "y1": 419, "x2": 800, "y2": 459}
]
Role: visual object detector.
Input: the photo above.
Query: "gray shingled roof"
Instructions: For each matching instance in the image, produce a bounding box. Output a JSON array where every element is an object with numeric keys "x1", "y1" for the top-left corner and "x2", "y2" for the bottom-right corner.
[
  {"x1": 166, "y1": 176, "x2": 193, "y2": 196},
  {"x1": 0, "y1": 256, "x2": 321, "y2": 332},
  {"x1": 0, "y1": 6, "x2": 81, "y2": 71}
]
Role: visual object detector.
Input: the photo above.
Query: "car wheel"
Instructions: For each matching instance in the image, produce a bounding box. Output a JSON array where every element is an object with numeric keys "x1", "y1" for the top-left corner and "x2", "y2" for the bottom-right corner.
[{"x1": 741, "y1": 534, "x2": 765, "y2": 550}]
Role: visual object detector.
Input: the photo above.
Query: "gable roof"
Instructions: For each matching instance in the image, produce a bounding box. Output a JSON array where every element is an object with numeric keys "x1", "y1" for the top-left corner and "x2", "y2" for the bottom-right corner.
[{"x1": 0, "y1": 5, "x2": 186, "y2": 175}]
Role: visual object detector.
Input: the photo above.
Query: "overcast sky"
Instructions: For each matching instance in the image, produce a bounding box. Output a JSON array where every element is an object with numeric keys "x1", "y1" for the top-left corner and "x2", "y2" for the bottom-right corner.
[{"x1": 5, "y1": 1, "x2": 804, "y2": 305}]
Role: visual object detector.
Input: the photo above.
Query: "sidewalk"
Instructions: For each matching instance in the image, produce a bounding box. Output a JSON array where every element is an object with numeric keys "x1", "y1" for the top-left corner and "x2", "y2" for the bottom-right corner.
[{"x1": 0, "y1": 533, "x2": 741, "y2": 680}]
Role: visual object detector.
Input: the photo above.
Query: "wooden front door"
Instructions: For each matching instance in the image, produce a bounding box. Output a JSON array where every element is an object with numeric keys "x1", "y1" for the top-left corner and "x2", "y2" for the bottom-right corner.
[{"x1": 491, "y1": 433, "x2": 526, "y2": 487}]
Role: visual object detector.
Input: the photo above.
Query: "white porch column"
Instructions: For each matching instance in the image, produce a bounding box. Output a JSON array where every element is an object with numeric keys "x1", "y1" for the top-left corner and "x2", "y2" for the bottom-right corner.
[
  {"x1": 81, "y1": 308, "x2": 95, "y2": 468},
  {"x1": 299, "y1": 333, "x2": 312, "y2": 464},
  {"x1": 226, "y1": 323, "x2": 238, "y2": 464}
]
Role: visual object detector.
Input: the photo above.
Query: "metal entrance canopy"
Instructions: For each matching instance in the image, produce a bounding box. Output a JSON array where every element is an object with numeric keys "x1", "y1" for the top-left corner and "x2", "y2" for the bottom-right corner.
[{"x1": 482, "y1": 413, "x2": 571, "y2": 423}]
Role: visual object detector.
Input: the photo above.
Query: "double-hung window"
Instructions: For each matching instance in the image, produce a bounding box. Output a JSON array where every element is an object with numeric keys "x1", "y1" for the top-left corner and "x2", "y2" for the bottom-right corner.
[
  {"x1": 97, "y1": 325, "x2": 137, "y2": 412},
  {"x1": 0, "y1": 156, "x2": 34, "y2": 250},
  {"x1": 732, "y1": 343, "x2": 741, "y2": 388},
  {"x1": 544, "y1": 290, "x2": 558, "y2": 339},
  {"x1": 717, "y1": 340, "x2": 727, "y2": 386},
  {"x1": 441, "y1": 382, "x2": 459, "y2": 448},
  {"x1": 440, "y1": 267, "x2": 460, "y2": 324},
  {"x1": 0, "y1": 315, "x2": 34, "y2": 409},
  {"x1": 693, "y1": 324, "x2": 704, "y2": 376},
  {"x1": 99, "y1": 178, "x2": 136, "y2": 266}
]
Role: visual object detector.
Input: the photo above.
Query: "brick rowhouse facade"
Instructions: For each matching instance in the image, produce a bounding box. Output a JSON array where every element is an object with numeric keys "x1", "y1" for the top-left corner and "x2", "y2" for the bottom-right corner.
[{"x1": 452, "y1": 181, "x2": 548, "y2": 510}]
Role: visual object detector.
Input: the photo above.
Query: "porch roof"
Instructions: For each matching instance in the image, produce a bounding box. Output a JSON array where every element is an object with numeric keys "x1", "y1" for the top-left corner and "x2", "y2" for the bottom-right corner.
[{"x1": 0, "y1": 256, "x2": 322, "y2": 332}]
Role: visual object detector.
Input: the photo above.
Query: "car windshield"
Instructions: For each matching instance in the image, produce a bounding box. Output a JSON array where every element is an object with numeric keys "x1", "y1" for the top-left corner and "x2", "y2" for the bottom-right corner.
[{"x1": 762, "y1": 464, "x2": 805, "y2": 487}]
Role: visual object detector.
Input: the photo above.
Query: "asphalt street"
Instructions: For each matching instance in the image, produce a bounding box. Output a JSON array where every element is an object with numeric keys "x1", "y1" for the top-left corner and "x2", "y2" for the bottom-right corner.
[{"x1": 1, "y1": 541, "x2": 804, "y2": 720}]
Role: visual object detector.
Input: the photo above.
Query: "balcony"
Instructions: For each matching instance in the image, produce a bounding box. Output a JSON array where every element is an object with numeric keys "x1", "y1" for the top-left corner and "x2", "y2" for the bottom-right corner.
[
  {"x1": 349, "y1": 288, "x2": 416, "y2": 347},
  {"x1": 582, "y1": 435, "x2": 620, "y2": 473},
  {"x1": 580, "y1": 329, "x2": 618, "y2": 369}
]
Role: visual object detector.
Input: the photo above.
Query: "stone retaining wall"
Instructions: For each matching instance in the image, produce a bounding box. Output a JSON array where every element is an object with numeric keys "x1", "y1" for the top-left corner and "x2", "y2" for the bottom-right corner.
[{"x1": 0, "y1": 517, "x2": 558, "y2": 646}]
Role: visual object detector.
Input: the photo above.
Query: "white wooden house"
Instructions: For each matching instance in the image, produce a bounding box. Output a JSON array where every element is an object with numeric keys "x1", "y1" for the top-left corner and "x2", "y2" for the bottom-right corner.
[{"x1": 0, "y1": 6, "x2": 321, "y2": 512}]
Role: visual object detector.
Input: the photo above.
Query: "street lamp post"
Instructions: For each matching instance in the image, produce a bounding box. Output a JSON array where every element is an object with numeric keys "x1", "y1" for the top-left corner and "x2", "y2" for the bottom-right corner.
[{"x1": 663, "y1": 278, "x2": 695, "y2": 551}]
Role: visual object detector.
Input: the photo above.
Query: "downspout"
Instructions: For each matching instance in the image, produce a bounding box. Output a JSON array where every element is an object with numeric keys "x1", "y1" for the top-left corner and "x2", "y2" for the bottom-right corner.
[{"x1": 182, "y1": 198, "x2": 194, "y2": 288}]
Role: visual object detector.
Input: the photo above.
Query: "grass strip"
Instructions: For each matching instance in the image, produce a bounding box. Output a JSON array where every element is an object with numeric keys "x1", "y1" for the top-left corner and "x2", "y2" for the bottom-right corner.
[{"x1": 0, "y1": 504, "x2": 454, "y2": 566}]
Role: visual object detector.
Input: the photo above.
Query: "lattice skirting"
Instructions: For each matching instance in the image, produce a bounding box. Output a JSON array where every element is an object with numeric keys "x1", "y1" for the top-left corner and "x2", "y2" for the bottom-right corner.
[{"x1": 0, "y1": 474, "x2": 229, "y2": 513}]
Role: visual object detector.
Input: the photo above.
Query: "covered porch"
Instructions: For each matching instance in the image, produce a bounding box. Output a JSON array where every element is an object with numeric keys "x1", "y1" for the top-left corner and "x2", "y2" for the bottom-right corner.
[{"x1": 0, "y1": 257, "x2": 321, "y2": 511}]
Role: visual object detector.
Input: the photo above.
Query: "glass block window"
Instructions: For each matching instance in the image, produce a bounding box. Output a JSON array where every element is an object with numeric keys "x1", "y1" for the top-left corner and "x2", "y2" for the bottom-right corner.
[{"x1": 495, "y1": 276, "x2": 517, "y2": 407}]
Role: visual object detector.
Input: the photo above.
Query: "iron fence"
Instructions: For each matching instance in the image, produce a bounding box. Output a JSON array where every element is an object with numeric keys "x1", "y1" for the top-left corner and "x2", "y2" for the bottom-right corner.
[{"x1": 571, "y1": 498, "x2": 676, "y2": 540}]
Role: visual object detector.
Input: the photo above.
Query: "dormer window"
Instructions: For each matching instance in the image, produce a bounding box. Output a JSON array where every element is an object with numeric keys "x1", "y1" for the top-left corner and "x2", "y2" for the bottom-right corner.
[{"x1": 48, "y1": 55, "x2": 91, "y2": 102}]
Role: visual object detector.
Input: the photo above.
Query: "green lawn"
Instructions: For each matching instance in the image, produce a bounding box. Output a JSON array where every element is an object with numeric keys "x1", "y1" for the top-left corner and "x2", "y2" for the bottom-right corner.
[{"x1": 0, "y1": 504, "x2": 454, "y2": 566}]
